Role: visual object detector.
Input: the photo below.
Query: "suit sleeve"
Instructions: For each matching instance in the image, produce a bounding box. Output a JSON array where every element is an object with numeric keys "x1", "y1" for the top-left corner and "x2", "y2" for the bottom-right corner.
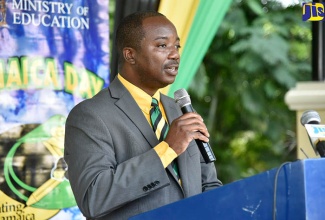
[
  {"x1": 200, "y1": 152, "x2": 223, "y2": 192},
  {"x1": 64, "y1": 104, "x2": 171, "y2": 218}
]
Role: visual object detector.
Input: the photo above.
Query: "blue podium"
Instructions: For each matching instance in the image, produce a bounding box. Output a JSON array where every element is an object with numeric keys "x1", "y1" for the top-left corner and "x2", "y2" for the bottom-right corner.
[{"x1": 130, "y1": 159, "x2": 325, "y2": 220}]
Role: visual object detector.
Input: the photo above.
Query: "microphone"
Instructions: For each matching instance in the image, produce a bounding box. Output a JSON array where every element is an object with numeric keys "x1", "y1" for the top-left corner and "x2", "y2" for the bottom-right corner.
[
  {"x1": 174, "y1": 88, "x2": 216, "y2": 163},
  {"x1": 300, "y1": 110, "x2": 325, "y2": 157}
]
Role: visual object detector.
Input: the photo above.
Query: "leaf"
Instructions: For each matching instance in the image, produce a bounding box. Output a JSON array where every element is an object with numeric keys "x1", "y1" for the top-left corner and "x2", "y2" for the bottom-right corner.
[
  {"x1": 241, "y1": 88, "x2": 264, "y2": 114},
  {"x1": 247, "y1": 0, "x2": 264, "y2": 15},
  {"x1": 272, "y1": 65, "x2": 297, "y2": 88}
]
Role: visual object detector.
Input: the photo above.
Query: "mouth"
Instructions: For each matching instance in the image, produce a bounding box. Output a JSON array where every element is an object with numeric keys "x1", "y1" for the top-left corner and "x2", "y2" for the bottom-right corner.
[{"x1": 164, "y1": 65, "x2": 179, "y2": 76}]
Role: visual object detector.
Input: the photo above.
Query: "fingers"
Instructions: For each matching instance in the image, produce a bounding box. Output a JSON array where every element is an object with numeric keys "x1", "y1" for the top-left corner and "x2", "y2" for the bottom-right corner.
[
  {"x1": 174, "y1": 113, "x2": 210, "y2": 138},
  {"x1": 165, "y1": 112, "x2": 210, "y2": 155},
  {"x1": 192, "y1": 131, "x2": 210, "y2": 143}
]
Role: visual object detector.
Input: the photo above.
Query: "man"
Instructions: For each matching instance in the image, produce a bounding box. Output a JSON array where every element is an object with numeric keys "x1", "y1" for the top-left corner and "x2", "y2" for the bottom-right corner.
[{"x1": 64, "y1": 11, "x2": 222, "y2": 220}]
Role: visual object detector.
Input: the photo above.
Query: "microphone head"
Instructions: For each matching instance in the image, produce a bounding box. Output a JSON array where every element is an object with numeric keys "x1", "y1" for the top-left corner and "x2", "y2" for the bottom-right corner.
[
  {"x1": 300, "y1": 110, "x2": 321, "y2": 125},
  {"x1": 174, "y1": 88, "x2": 191, "y2": 108}
]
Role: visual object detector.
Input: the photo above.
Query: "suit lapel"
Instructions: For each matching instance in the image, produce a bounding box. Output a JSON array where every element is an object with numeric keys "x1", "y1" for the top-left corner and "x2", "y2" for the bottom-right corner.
[
  {"x1": 109, "y1": 81, "x2": 188, "y2": 193},
  {"x1": 109, "y1": 78, "x2": 158, "y2": 148}
]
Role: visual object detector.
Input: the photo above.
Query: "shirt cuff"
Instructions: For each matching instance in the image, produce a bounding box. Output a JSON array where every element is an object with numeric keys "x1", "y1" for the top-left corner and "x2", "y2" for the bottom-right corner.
[{"x1": 154, "y1": 141, "x2": 178, "y2": 168}]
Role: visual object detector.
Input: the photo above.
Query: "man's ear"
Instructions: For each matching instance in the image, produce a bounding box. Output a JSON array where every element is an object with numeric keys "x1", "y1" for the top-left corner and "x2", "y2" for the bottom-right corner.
[{"x1": 123, "y1": 47, "x2": 136, "y2": 64}]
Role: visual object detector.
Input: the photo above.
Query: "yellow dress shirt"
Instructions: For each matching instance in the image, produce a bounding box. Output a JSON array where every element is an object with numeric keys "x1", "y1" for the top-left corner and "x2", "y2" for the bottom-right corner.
[{"x1": 118, "y1": 74, "x2": 177, "y2": 168}]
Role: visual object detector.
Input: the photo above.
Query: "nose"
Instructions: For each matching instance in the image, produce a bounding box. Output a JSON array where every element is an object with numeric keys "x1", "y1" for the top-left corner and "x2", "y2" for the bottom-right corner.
[{"x1": 168, "y1": 47, "x2": 180, "y2": 61}]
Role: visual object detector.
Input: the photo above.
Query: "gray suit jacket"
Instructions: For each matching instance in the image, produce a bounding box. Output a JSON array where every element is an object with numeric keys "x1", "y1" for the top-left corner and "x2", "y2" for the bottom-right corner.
[{"x1": 64, "y1": 77, "x2": 222, "y2": 220}]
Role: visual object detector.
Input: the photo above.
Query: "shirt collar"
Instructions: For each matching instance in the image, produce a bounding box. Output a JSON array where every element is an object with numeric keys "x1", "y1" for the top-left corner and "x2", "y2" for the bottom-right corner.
[{"x1": 118, "y1": 74, "x2": 161, "y2": 113}]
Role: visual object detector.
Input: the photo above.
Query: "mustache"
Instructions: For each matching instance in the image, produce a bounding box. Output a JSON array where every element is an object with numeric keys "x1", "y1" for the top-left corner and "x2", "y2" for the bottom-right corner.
[{"x1": 164, "y1": 60, "x2": 179, "y2": 67}]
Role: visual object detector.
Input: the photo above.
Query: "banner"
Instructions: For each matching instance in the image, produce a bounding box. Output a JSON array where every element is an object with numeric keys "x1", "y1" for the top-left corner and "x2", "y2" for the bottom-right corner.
[{"x1": 0, "y1": 0, "x2": 109, "y2": 219}]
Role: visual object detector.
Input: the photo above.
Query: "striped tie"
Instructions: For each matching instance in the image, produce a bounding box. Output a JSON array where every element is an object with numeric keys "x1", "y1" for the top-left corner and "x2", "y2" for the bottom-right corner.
[
  {"x1": 150, "y1": 98, "x2": 180, "y2": 182},
  {"x1": 150, "y1": 98, "x2": 169, "y2": 142}
]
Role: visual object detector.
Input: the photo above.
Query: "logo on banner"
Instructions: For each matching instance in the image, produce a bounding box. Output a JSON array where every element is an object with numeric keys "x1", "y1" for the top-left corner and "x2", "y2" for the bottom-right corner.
[
  {"x1": 0, "y1": 0, "x2": 6, "y2": 26},
  {"x1": 0, "y1": 116, "x2": 84, "y2": 219},
  {"x1": 302, "y1": 2, "x2": 325, "y2": 21}
]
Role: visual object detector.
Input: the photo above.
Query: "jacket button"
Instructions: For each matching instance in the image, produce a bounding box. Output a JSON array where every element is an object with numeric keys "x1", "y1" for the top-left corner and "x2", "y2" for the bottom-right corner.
[
  {"x1": 154, "y1": 181, "x2": 160, "y2": 186},
  {"x1": 143, "y1": 186, "x2": 148, "y2": 192}
]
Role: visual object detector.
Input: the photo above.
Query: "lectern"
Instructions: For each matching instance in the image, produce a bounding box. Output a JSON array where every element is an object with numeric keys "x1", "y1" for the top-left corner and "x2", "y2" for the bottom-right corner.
[{"x1": 130, "y1": 159, "x2": 325, "y2": 220}]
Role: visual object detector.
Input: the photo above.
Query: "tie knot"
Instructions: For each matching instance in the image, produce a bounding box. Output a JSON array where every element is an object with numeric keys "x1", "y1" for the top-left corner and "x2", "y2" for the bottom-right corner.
[{"x1": 151, "y1": 98, "x2": 159, "y2": 107}]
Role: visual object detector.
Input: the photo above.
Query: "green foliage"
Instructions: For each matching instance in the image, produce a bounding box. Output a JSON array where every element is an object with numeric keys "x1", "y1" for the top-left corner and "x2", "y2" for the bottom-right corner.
[{"x1": 189, "y1": 0, "x2": 311, "y2": 183}]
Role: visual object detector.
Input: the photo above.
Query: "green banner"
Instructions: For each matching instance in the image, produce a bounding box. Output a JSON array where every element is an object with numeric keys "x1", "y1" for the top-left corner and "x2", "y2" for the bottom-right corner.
[{"x1": 168, "y1": 0, "x2": 233, "y2": 96}]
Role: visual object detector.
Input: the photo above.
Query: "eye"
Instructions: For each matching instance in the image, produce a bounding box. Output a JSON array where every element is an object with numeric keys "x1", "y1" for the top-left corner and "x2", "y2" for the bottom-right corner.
[
  {"x1": 176, "y1": 45, "x2": 181, "y2": 50},
  {"x1": 158, "y1": 44, "x2": 167, "y2": 48}
]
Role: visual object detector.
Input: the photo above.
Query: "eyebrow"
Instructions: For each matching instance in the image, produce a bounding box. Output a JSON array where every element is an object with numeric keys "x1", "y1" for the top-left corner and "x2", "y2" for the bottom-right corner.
[{"x1": 154, "y1": 36, "x2": 180, "y2": 41}]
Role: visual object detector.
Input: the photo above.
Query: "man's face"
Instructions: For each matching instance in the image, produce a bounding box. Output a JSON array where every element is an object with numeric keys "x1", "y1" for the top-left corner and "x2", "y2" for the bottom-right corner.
[{"x1": 133, "y1": 16, "x2": 180, "y2": 94}]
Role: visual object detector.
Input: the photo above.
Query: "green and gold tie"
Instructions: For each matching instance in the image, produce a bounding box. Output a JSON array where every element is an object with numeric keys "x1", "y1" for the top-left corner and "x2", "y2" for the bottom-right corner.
[
  {"x1": 150, "y1": 98, "x2": 180, "y2": 182},
  {"x1": 150, "y1": 98, "x2": 169, "y2": 142}
]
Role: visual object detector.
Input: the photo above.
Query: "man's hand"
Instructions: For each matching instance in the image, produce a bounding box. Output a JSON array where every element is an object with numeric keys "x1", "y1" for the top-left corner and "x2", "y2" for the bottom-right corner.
[{"x1": 164, "y1": 112, "x2": 209, "y2": 155}]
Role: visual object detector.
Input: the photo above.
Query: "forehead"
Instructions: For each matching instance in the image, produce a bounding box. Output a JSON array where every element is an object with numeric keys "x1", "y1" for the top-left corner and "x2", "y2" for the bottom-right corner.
[{"x1": 142, "y1": 16, "x2": 179, "y2": 41}]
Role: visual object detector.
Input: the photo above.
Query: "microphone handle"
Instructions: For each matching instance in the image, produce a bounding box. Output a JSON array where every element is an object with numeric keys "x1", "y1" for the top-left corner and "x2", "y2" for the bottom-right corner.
[
  {"x1": 181, "y1": 104, "x2": 216, "y2": 163},
  {"x1": 195, "y1": 140, "x2": 216, "y2": 163},
  {"x1": 316, "y1": 141, "x2": 325, "y2": 158}
]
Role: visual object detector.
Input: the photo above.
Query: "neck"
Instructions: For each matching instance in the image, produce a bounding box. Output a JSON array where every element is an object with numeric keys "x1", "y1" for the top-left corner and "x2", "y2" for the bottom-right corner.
[{"x1": 118, "y1": 73, "x2": 158, "y2": 97}]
